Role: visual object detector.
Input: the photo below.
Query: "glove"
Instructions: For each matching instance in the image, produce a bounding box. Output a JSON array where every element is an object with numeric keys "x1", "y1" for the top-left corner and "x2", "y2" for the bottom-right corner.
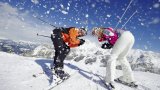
[
  {"x1": 51, "y1": 34, "x2": 54, "y2": 42},
  {"x1": 101, "y1": 43, "x2": 113, "y2": 49},
  {"x1": 78, "y1": 39, "x2": 85, "y2": 46}
]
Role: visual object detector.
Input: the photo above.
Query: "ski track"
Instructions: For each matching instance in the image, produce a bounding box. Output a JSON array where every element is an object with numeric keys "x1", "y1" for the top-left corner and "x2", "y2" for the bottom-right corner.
[{"x1": 0, "y1": 52, "x2": 160, "y2": 90}]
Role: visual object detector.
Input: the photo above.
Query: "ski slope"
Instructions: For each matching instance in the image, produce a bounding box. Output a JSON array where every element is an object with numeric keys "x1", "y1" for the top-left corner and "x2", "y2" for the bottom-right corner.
[{"x1": 0, "y1": 52, "x2": 160, "y2": 90}]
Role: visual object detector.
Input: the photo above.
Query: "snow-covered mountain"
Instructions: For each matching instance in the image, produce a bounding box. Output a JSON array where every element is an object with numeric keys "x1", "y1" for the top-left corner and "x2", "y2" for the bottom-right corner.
[
  {"x1": 0, "y1": 51, "x2": 160, "y2": 90},
  {"x1": 0, "y1": 39, "x2": 37, "y2": 56},
  {"x1": 0, "y1": 38, "x2": 160, "y2": 90},
  {"x1": 0, "y1": 38, "x2": 160, "y2": 75},
  {"x1": 32, "y1": 39, "x2": 160, "y2": 75}
]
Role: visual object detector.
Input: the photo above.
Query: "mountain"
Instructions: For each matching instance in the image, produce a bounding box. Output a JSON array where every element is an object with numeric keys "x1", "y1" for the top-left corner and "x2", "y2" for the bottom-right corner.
[
  {"x1": 0, "y1": 38, "x2": 160, "y2": 75},
  {"x1": 0, "y1": 39, "x2": 37, "y2": 56},
  {"x1": 32, "y1": 39, "x2": 160, "y2": 75},
  {"x1": 0, "y1": 51, "x2": 160, "y2": 90}
]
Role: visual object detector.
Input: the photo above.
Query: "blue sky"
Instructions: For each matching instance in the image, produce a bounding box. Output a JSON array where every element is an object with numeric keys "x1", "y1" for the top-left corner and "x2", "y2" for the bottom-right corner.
[{"x1": 0, "y1": 0, "x2": 160, "y2": 52}]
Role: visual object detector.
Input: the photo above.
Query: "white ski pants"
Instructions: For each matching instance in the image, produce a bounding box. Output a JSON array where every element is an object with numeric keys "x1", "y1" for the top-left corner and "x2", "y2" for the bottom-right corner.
[{"x1": 105, "y1": 31, "x2": 135, "y2": 83}]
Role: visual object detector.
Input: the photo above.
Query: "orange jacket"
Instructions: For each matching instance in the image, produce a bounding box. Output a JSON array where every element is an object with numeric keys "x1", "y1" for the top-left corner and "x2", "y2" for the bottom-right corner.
[{"x1": 62, "y1": 28, "x2": 80, "y2": 48}]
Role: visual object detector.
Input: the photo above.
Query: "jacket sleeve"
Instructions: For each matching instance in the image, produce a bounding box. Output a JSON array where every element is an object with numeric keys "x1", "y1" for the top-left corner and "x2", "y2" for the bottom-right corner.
[
  {"x1": 98, "y1": 37, "x2": 105, "y2": 42},
  {"x1": 68, "y1": 28, "x2": 80, "y2": 47},
  {"x1": 98, "y1": 34, "x2": 108, "y2": 42}
]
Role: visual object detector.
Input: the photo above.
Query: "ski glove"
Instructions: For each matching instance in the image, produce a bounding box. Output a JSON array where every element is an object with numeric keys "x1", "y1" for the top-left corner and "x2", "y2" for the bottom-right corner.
[
  {"x1": 78, "y1": 39, "x2": 85, "y2": 46},
  {"x1": 51, "y1": 34, "x2": 54, "y2": 42},
  {"x1": 101, "y1": 43, "x2": 113, "y2": 49}
]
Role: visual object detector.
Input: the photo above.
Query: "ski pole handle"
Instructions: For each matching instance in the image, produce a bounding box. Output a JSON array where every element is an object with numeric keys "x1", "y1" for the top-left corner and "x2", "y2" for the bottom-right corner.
[
  {"x1": 36, "y1": 17, "x2": 57, "y2": 28},
  {"x1": 37, "y1": 33, "x2": 51, "y2": 38}
]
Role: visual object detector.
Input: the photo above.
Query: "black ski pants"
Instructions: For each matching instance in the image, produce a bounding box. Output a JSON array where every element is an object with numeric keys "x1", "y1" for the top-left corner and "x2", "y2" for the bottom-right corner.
[{"x1": 51, "y1": 29, "x2": 70, "y2": 69}]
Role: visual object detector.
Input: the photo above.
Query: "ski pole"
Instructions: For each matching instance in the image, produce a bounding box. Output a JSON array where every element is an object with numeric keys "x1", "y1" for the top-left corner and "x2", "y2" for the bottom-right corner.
[
  {"x1": 36, "y1": 17, "x2": 57, "y2": 28},
  {"x1": 37, "y1": 33, "x2": 51, "y2": 38},
  {"x1": 121, "y1": 10, "x2": 138, "y2": 29},
  {"x1": 114, "y1": 0, "x2": 134, "y2": 29}
]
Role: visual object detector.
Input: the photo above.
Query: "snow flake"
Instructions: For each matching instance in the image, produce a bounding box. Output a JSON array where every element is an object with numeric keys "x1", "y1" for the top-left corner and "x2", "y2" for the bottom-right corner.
[
  {"x1": 122, "y1": 8, "x2": 125, "y2": 11},
  {"x1": 19, "y1": 7, "x2": 24, "y2": 10},
  {"x1": 67, "y1": 7, "x2": 69, "y2": 10},
  {"x1": 50, "y1": 7, "x2": 55, "y2": 10},
  {"x1": 43, "y1": 5, "x2": 47, "y2": 8},
  {"x1": 104, "y1": 0, "x2": 110, "y2": 3},
  {"x1": 60, "y1": 4, "x2": 64, "y2": 9},
  {"x1": 107, "y1": 14, "x2": 111, "y2": 18},
  {"x1": 144, "y1": 45, "x2": 148, "y2": 50},
  {"x1": 61, "y1": 10, "x2": 68, "y2": 14},
  {"x1": 149, "y1": 7, "x2": 152, "y2": 10},
  {"x1": 138, "y1": 18, "x2": 142, "y2": 21},
  {"x1": 46, "y1": 10, "x2": 50, "y2": 14},
  {"x1": 153, "y1": 3, "x2": 159, "y2": 8},
  {"x1": 85, "y1": 14, "x2": 89, "y2": 18},
  {"x1": 158, "y1": 37, "x2": 160, "y2": 40},
  {"x1": 149, "y1": 18, "x2": 160, "y2": 24},
  {"x1": 76, "y1": 22, "x2": 78, "y2": 24},
  {"x1": 141, "y1": 23, "x2": 144, "y2": 26},
  {"x1": 31, "y1": 0, "x2": 39, "y2": 4},
  {"x1": 91, "y1": 3, "x2": 96, "y2": 8},
  {"x1": 68, "y1": 3, "x2": 70, "y2": 6}
]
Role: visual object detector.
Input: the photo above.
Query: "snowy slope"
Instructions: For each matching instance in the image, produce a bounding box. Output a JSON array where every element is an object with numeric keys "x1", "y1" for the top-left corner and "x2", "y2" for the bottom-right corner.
[
  {"x1": 0, "y1": 52, "x2": 160, "y2": 90},
  {"x1": 32, "y1": 39, "x2": 160, "y2": 74},
  {"x1": 1, "y1": 38, "x2": 160, "y2": 75}
]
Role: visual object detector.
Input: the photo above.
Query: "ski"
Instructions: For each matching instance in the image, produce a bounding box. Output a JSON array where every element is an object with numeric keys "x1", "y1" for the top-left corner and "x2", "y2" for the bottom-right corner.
[
  {"x1": 48, "y1": 75, "x2": 70, "y2": 90},
  {"x1": 47, "y1": 66, "x2": 80, "y2": 90},
  {"x1": 114, "y1": 78, "x2": 138, "y2": 88},
  {"x1": 97, "y1": 75, "x2": 114, "y2": 90},
  {"x1": 47, "y1": 73, "x2": 70, "y2": 90}
]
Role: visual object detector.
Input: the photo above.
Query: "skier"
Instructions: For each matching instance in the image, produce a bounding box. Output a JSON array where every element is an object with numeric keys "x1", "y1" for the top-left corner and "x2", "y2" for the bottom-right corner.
[
  {"x1": 92, "y1": 27, "x2": 137, "y2": 88},
  {"x1": 50, "y1": 27, "x2": 87, "y2": 78}
]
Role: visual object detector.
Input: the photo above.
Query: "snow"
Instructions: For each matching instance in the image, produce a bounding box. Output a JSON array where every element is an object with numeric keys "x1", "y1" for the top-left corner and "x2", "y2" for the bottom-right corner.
[
  {"x1": 0, "y1": 51, "x2": 160, "y2": 90},
  {"x1": 0, "y1": 38, "x2": 160, "y2": 90},
  {"x1": 31, "y1": 0, "x2": 39, "y2": 4},
  {"x1": 46, "y1": 10, "x2": 50, "y2": 14},
  {"x1": 50, "y1": 7, "x2": 55, "y2": 11},
  {"x1": 61, "y1": 10, "x2": 68, "y2": 15},
  {"x1": 104, "y1": 0, "x2": 110, "y2": 3},
  {"x1": 59, "y1": 3, "x2": 70, "y2": 15},
  {"x1": 144, "y1": 45, "x2": 148, "y2": 50},
  {"x1": 149, "y1": 18, "x2": 160, "y2": 24},
  {"x1": 141, "y1": 23, "x2": 144, "y2": 26},
  {"x1": 85, "y1": 14, "x2": 89, "y2": 18},
  {"x1": 107, "y1": 14, "x2": 111, "y2": 18},
  {"x1": 60, "y1": 4, "x2": 64, "y2": 9},
  {"x1": 91, "y1": 3, "x2": 96, "y2": 8},
  {"x1": 153, "y1": 3, "x2": 160, "y2": 8},
  {"x1": 43, "y1": 5, "x2": 47, "y2": 8}
]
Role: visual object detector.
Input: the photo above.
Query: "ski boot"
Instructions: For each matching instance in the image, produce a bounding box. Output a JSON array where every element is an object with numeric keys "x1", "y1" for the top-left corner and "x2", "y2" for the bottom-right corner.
[{"x1": 54, "y1": 67, "x2": 70, "y2": 80}]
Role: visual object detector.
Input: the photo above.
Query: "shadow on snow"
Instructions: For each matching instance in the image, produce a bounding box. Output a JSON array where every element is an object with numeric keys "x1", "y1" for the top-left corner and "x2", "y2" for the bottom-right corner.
[{"x1": 35, "y1": 59, "x2": 111, "y2": 90}]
